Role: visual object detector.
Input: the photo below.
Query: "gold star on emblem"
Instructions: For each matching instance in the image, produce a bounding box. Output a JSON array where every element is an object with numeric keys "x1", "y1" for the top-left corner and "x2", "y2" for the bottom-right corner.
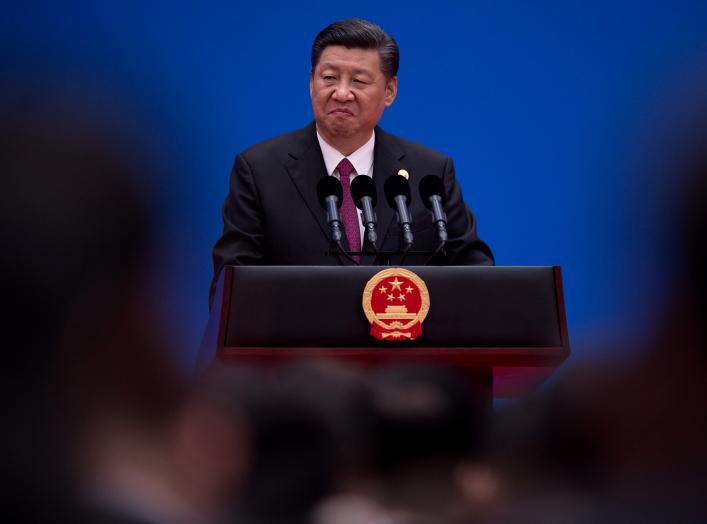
[
  {"x1": 389, "y1": 278, "x2": 404, "y2": 292},
  {"x1": 397, "y1": 294, "x2": 406, "y2": 301},
  {"x1": 405, "y1": 286, "x2": 414, "y2": 294},
  {"x1": 378, "y1": 286, "x2": 387, "y2": 294},
  {"x1": 387, "y1": 293, "x2": 395, "y2": 302}
]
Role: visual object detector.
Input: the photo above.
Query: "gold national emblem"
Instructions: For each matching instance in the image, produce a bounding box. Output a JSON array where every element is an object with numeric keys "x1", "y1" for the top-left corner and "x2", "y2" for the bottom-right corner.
[{"x1": 362, "y1": 268, "x2": 430, "y2": 341}]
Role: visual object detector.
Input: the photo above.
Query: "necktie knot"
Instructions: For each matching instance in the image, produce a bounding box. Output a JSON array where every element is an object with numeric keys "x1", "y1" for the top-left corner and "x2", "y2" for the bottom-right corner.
[{"x1": 337, "y1": 158, "x2": 355, "y2": 179}]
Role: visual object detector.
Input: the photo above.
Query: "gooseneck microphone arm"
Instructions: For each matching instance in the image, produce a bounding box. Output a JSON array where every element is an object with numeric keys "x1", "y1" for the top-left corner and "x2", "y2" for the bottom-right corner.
[
  {"x1": 384, "y1": 174, "x2": 414, "y2": 251},
  {"x1": 323, "y1": 195, "x2": 343, "y2": 242},
  {"x1": 316, "y1": 176, "x2": 359, "y2": 265},
  {"x1": 428, "y1": 195, "x2": 448, "y2": 242},
  {"x1": 394, "y1": 194, "x2": 414, "y2": 248},
  {"x1": 350, "y1": 175, "x2": 379, "y2": 248},
  {"x1": 361, "y1": 197, "x2": 378, "y2": 245},
  {"x1": 316, "y1": 176, "x2": 344, "y2": 243},
  {"x1": 419, "y1": 175, "x2": 449, "y2": 244}
]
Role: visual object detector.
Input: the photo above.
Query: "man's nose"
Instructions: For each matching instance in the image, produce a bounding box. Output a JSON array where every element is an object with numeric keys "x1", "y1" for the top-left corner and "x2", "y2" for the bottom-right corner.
[{"x1": 332, "y1": 82, "x2": 354, "y2": 101}]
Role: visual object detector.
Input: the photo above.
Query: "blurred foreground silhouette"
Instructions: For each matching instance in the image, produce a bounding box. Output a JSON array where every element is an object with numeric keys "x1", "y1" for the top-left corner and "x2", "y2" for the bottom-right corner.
[{"x1": 1, "y1": 94, "x2": 249, "y2": 524}]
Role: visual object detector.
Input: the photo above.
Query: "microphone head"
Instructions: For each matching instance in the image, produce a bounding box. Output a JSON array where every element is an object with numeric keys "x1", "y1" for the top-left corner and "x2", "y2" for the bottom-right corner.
[
  {"x1": 350, "y1": 175, "x2": 378, "y2": 209},
  {"x1": 384, "y1": 173, "x2": 412, "y2": 209},
  {"x1": 419, "y1": 175, "x2": 446, "y2": 209},
  {"x1": 316, "y1": 176, "x2": 343, "y2": 209}
]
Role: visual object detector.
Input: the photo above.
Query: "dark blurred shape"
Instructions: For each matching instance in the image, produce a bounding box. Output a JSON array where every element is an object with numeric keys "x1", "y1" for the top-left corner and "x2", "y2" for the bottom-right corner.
[
  {"x1": 0, "y1": 93, "x2": 192, "y2": 523},
  {"x1": 0, "y1": 96, "x2": 152, "y2": 370},
  {"x1": 677, "y1": 154, "x2": 707, "y2": 325},
  {"x1": 369, "y1": 365, "x2": 489, "y2": 473},
  {"x1": 486, "y1": 126, "x2": 707, "y2": 523},
  {"x1": 353, "y1": 365, "x2": 491, "y2": 523},
  {"x1": 216, "y1": 363, "x2": 367, "y2": 524}
]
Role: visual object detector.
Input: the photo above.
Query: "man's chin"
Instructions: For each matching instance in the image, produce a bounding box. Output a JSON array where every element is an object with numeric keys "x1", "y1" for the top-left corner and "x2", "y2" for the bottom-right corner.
[{"x1": 320, "y1": 121, "x2": 357, "y2": 138}]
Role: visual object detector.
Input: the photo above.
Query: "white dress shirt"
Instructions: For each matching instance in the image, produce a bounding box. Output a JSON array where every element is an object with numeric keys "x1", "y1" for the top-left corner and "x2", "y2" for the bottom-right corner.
[{"x1": 316, "y1": 129, "x2": 375, "y2": 245}]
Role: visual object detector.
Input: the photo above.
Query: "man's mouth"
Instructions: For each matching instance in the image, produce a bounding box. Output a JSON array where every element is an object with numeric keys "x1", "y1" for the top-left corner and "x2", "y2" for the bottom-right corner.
[{"x1": 330, "y1": 108, "x2": 354, "y2": 116}]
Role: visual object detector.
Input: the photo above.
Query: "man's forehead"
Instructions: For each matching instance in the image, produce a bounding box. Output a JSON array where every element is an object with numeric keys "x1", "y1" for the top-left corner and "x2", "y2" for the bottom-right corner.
[{"x1": 315, "y1": 46, "x2": 381, "y2": 72}]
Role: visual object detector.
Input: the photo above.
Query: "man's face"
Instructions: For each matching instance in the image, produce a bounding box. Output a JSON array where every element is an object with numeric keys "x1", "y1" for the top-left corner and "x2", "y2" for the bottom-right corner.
[{"x1": 310, "y1": 45, "x2": 397, "y2": 146}]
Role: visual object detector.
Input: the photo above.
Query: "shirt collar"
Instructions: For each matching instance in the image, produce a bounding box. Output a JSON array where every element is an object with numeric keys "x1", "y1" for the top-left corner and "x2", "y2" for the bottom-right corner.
[{"x1": 316, "y1": 128, "x2": 375, "y2": 177}]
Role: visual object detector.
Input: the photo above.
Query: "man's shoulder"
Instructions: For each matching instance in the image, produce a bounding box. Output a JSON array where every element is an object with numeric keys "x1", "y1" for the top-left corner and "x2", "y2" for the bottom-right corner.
[
  {"x1": 376, "y1": 127, "x2": 450, "y2": 163},
  {"x1": 238, "y1": 123, "x2": 315, "y2": 162}
]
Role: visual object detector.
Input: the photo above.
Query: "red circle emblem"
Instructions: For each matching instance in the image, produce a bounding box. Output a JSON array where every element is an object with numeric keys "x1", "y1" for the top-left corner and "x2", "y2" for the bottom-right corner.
[{"x1": 362, "y1": 268, "x2": 430, "y2": 341}]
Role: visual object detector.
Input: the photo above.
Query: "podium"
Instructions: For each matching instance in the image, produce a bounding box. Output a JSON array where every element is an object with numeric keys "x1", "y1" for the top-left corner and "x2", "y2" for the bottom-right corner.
[{"x1": 200, "y1": 266, "x2": 569, "y2": 398}]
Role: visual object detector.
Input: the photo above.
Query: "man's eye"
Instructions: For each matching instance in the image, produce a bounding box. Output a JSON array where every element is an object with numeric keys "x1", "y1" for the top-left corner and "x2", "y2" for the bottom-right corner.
[
  {"x1": 323, "y1": 75, "x2": 336, "y2": 81},
  {"x1": 353, "y1": 79, "x2": 368, "y2": 84}
]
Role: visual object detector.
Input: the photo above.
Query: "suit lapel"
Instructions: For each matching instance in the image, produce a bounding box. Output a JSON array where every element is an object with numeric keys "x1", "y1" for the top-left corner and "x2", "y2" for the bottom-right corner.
[
  {"x1": 284, "y1": 123, "x2": 333, "y2": 245},
  {"x1": 363, "y1": 126, "x2": 407, "y2": 265}
]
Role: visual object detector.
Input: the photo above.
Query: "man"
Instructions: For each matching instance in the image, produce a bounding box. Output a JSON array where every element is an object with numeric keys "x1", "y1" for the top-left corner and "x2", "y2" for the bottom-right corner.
[{"x1": 212, "y1": 19, "x2": 493, "y2": 303}]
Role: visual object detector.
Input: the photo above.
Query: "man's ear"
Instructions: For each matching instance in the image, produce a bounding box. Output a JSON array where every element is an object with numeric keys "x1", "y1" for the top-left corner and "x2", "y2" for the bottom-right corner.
[
  {"x1": 384, "y1": 76, "x2": 398, "y2": 107},
  {"x1": 309, "y1": 69, "x2": 314, "y2": 99}
]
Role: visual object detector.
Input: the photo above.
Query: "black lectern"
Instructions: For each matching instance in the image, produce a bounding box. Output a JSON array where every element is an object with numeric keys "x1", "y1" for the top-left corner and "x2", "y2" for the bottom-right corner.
[{"x1": 200, "y1": 266, "x2": 569, "y2": 398}]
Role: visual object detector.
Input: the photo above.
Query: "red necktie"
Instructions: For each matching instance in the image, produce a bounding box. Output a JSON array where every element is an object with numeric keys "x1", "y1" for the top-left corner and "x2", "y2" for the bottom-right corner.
[{"x1": 336, "y1": 158, "x2": 361, "y2": 262}]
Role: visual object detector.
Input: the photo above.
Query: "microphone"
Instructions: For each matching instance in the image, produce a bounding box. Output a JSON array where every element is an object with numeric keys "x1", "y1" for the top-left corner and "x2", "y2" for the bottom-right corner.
[
  {"x1": 316, "y1": 176, "x2": 344, "y2": 243},
  {"x1": 350, "y1": 175, "x2": 378, "y2": 246},
  {"x1": 419, "y1": 175, "x2": 448, "y2": 243},
  {"x1": 384, "y1": 173, "x2": 414, "y2": 248}
]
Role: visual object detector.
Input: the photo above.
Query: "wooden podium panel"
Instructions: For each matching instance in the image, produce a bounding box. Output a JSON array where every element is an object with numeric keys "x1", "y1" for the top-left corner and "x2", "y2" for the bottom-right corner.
[{"x1": 200, "y1": 266, "x2": 569, "y2": 398}]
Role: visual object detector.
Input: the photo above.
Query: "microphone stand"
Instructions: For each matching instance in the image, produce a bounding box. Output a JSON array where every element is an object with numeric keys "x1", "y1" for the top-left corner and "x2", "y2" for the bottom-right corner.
[
  {"x1": 333, "y1": 240, "x2": 361, "y2": 266},
  {"x1": 325, "y1": 247, "x2": 444, "y2": 266},
  {"x1": 423, "y1": 241, "x2": 447, "y2": 265}
]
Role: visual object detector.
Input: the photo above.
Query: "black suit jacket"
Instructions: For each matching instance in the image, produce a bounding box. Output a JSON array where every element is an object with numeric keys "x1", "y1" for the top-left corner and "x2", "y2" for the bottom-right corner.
[{"x1": 211, "y1": 122, "x2": 493, "y2": 303}]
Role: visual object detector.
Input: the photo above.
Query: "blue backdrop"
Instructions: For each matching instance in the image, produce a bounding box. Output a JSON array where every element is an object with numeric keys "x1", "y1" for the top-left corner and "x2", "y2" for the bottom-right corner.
[{"x1": 3, "y1": 1, "x2": 707, "y2": 366}]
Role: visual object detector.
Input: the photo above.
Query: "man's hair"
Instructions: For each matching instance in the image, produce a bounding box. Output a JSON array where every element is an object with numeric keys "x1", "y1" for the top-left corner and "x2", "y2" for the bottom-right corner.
[{"x1": 311, "y1": 19, "x2": 399, "y2": 79}]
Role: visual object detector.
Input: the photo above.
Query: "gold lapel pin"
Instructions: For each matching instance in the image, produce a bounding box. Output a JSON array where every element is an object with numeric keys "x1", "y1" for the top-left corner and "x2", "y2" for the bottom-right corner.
[{"x1": 397, "y1": 169, "x2": 409, "y2": 180}]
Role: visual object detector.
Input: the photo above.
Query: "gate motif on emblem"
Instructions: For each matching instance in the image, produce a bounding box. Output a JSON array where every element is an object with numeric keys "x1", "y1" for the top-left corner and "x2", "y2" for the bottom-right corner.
[{"x1": 362, "y1": 268, "x2": 430, "y2": 341}]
